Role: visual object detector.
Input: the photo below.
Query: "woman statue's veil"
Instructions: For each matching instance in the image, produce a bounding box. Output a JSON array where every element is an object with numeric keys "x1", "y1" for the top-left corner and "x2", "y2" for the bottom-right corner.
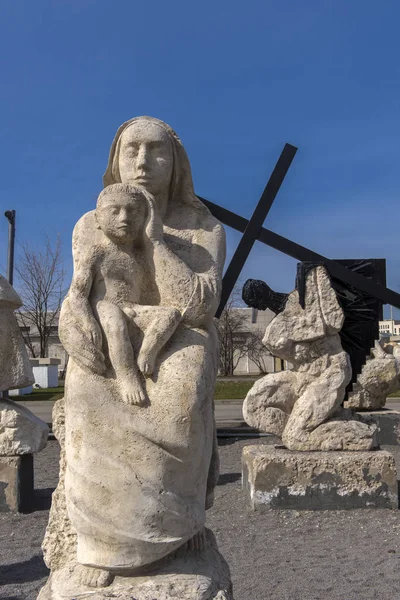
[{"x1": 103, "y1": 116, "x2": 210, "y2": 216}]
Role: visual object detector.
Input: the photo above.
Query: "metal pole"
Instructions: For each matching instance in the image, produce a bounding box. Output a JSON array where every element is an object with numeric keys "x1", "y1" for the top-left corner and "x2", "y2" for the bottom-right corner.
[{"x1": 4, "y1": 210, "x2": 16, "y2": 285}]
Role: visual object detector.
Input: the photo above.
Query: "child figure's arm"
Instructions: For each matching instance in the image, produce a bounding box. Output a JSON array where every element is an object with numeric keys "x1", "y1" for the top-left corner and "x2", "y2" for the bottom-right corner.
[{"x1": 68, "y1": 253, "x2": 102, "y2": 348}]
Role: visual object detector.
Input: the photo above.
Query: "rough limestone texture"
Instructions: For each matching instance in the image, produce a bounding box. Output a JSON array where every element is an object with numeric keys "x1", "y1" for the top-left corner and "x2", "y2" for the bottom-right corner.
[
  {"x1": 242, "y1": 445, "x2": 398, "y2": 510},
  {"x1": 38, "y1": 528, "x2": 232, "y2": 600},
  {"x1": 243, "y1": 266, "x2": 377, "y2": 451},
  {"x1": 0, "y1": 398, "x2": 48, "y2": 456},
  {"x1": 0, "y1": 276, "x2": 48, "y2": 513},
  {"x1": 0, "y1": 456, "x2": 20, "y2": 511},
  {"x1": 0, "y1": 276, "x2": 48, "y2": 457},
  {"x1": 346, "y1": 341, "x2": 400, "y2": 410},
  {"x1": 38, "y1": 116, "x2": 232, "y2": 599},
  {"x1": 361, "y1": 409, "x2": 400, "y2": 446},
  {"x1": 42, "y1": 398, "x2": 77, "y2": 571},
  {"x1": 0, "y1": 274, "x2": 34, "y2": 392},
  {"x1": 0, "y1": 454, "x2": 34, "y2": 512}
]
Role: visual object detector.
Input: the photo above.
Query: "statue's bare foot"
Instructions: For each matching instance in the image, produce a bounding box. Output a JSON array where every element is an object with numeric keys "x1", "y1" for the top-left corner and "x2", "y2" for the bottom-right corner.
[
  {"x1": 119, "y1": 373, "x2": 146, "y2": 406},
  {"x1": 137, "y1": 347, "x2": 157, "y2": 377},
  {"x1": 78, "y1": 564, "x2": 114, "y2": 588},
  {"x1": 188, "y1": 528, "x2": 207, "y2": 552}
]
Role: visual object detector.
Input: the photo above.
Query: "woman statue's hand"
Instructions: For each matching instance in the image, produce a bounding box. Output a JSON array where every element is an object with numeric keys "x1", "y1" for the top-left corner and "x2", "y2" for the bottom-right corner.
[{"x1": 145, "y1": 197, "x2": 164, "y2": 245}]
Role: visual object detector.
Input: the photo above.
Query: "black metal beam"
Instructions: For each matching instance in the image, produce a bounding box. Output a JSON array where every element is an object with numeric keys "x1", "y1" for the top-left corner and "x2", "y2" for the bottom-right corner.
[
  {"x1": 200, "y1": 197, "x2": 400, "y2": 310},
  {"x1": 214, "y1": 143, "x2": 297, "y2": 317}
]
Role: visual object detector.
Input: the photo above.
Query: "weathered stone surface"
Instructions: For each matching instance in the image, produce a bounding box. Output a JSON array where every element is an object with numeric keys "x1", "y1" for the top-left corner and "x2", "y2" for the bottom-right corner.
[
  {"x1": 38, "y1": 529, "x2": 232, "y2": 600},
  {"x1": 243, "y1": 266, "x2": 377, "y2": 451},
  {"x1": 42, "y1": 398, "x2": 77, "y2": 571},
  {"x1": 0, "y1": 274, "x2": 34, "y2": 392},
  {"x1": 0, "y1": 454, "x2": 34, "y2": 512},
  {"x1": 346, "y1": 341, "x2": 400, "y2": 410},
  {"x1": 39, "y1": 116, "x2": 232, "y2": 597},
  {"x1": 242, "y1": 445, "x2": 398, "y2": 510},
  {"x1": 0, "y1": 398, "x2": 48, "y2": 456},
  {"x1": 361, "y1": 409, "x2": 400, "y2": 446}
]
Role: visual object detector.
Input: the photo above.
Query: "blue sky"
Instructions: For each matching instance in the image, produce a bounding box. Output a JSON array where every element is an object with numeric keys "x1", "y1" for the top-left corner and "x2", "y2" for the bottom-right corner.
[{"x1": 0, "y1": 0, "x2": 399, "y2": 316}]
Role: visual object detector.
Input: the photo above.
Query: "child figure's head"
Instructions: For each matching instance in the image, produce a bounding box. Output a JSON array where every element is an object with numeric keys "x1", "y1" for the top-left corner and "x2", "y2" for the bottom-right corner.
[{"x1": 96, "y1": 183, "x2": 149, "y2": 245}]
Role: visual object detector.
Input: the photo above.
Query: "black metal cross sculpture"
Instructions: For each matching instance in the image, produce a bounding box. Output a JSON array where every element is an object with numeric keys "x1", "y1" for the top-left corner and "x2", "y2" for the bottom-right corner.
[{"x1": 198, "y1": 143, "x2": 400, "y2": 318}]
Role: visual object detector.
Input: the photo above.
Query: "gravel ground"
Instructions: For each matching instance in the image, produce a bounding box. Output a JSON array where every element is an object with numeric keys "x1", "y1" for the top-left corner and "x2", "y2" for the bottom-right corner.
[{"x1": 2, "y1": 439, "x2": 400, "y2": 599}]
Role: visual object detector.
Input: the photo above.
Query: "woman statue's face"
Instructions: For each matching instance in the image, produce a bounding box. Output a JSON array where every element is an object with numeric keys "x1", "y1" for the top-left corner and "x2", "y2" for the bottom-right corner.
[{"x1": 118, "y1": 121, "x2": 174, "y2": 196}]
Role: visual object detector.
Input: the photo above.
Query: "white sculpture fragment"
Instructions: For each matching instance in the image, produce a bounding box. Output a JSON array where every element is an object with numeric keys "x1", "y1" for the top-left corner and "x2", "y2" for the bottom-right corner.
[
  {"x1": 0, "y1": 274, "x2": 48, "y2": 457},
  {"x1": 38, "y1": 117, "x2": 232, "y2": 599},
  {"x1": 346, "y1": 340, "x2": 400, "y2": 410},
  {"x1": 243, "y1": 266, "x2": 377, "y2": 451},
  {"x1": 0, "y1": 274, "x2": 33, "y2": 393}
]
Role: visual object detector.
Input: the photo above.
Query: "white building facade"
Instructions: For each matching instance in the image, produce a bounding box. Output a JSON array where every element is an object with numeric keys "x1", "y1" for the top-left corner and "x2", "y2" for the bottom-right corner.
[{"x1": 379, "y1": 319, "x2": 400, "y2": 336}]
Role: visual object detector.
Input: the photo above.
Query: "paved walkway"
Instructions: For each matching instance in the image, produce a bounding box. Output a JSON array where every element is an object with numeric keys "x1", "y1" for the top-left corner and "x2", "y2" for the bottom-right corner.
[
  {"x1": 16, "y1": 397, "x2": 400, "y2": 429},
  {"x1": 16, "y1": 398, "x2": 247, "y2": 427}
]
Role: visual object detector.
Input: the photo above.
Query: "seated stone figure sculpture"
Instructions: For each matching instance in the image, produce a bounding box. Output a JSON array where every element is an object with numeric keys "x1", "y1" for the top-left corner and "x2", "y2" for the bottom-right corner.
[
  {"x1": 242, "y1": 265, "x2": 377, "y2": 451},
  {"x1": 38, "y1": 116, "x2": 232, "y2": 600},
  {"x1": 68, "y1": 183, "x2": 181, "y2": 406}
]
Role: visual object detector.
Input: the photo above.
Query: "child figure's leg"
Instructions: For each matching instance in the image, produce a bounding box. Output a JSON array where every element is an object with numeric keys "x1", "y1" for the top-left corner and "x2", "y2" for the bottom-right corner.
[
  {"x1": 96, "y1": 300, "x2": 146, "y2": 405},
  {"x1": 123, "y1": 305, "x2": 181, "y2": 376}
]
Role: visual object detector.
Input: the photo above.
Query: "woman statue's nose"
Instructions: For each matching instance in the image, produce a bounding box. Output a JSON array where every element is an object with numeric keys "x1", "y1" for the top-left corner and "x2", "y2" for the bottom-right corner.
[{"x1": 136, "y1": 145, "x2": 149, "y2": 168}]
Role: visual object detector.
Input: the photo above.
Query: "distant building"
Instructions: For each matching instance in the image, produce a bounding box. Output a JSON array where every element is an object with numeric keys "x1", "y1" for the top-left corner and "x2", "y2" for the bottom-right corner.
[
  {"x1": 16, "y1": 312, "x2": 68, "y2": 374},
  {"x1": 228, "y1": 307, "x2": 282, "y2": 375},
  {"x1": 379, "y1": 319, "x2": 400, "y2": 336}
]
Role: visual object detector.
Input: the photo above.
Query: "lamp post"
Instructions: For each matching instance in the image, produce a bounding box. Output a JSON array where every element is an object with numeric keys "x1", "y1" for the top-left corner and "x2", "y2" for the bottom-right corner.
[{"x1": 4, "y1": 210, "x2": 16, "y2": 285}]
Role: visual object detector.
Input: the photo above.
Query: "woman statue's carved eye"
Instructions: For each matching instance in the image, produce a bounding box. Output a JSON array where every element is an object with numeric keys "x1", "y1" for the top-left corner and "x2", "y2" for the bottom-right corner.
[{"x1": 127, "y1": 145, "x2": 138, "y2": 157}]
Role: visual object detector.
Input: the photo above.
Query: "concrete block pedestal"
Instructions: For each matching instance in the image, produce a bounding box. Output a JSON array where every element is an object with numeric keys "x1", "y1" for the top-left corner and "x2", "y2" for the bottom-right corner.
[
  {"x1": 0, "y1": 454, "x2": 34, "y2": 512},
  {"x1": 242, "y1": 445, "x2": 398, "y2": 510}
]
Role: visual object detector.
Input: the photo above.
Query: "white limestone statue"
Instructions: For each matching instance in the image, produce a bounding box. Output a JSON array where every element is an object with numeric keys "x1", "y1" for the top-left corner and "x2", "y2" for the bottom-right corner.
[
  {"x1": 243, "y1": 266, "x2": 377, "y2": 451},
  {"x1": 0, "y1": 274, "x2": 33, "y2": 393},
  {"x1": 346, "y1": 340, "x2": 400, "y2": 410},
  {"x1": 38, "y1": 117, "x2": 232, "y2": 600},
  {"x1": 0, "y1": 274, "x2": 48, "y2": 456}
]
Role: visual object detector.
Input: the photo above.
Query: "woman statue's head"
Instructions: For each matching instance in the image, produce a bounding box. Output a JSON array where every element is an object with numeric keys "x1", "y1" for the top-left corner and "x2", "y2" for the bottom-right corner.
[
  {"x1": 116, "y1": 119, "x2": 174, "y2": 196},
  {"x1": 103, "y1": 116, "x2": 209, "y2": 216}
]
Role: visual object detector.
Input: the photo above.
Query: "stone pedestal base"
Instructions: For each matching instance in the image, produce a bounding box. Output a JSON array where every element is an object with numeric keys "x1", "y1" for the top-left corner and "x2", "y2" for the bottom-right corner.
[
  {"x1": 242, "y1": 445, "x2": 398, "y2": 510},
  {"x1": 38, "y1": 528, "x2": 233, "y2": 600},
  {"x1": 359, "y1": 409, "x2": 400, "y2": 446},
  {"x1": 0, "y1": 454, "x2": 34, "y2": 512}
]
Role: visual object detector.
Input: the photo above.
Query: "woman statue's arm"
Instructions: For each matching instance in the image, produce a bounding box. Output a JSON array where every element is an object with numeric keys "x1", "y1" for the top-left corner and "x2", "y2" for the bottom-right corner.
[
  {"x1": 58, "y1": 213, "x2": 106, "y2": 375},
  {"x1": 145, "y1": 204, "x2": 226, "y2": 326}
]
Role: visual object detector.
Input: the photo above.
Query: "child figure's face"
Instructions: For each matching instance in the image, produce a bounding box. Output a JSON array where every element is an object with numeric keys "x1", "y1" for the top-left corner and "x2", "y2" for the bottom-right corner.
[{"x1": 96, "y1": 192, "x2": 146, "y2": 245}]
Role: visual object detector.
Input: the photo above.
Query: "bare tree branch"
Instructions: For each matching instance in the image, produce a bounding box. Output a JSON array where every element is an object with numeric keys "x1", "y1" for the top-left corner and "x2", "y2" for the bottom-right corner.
[
  {"x1": 15, "y1": 234, "x2": 66, "y2": 358},
  {"x1": 215, "y1": 284, "x2": 249, "y2": 376},
  {"x1": 245, "y1": 330, "x2": 270, "y2": 374}
]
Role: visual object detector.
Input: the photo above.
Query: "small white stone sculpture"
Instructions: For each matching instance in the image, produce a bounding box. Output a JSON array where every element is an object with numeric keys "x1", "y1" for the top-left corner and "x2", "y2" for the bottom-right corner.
[
  {"x1": 0, "y1": 275, "x2": 48, "y2": 457},
  {"x1": 346, "y1": 340, "x2": 400, "y2": 410},
  {"x1": 0, "y1": 274, "x2": 33, "y2": 393},
  {"x1": 243, "y1": 266, "x2": 377, "y2": 451},
  {"x1": 38, "y1": 117, "x2": 232, "y2": 600}
]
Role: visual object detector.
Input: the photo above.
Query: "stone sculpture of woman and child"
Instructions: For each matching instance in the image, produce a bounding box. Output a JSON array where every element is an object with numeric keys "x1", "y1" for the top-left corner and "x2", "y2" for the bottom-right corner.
[{"x1": 38, "y1": 117, "x2": 233, "y2": 599}]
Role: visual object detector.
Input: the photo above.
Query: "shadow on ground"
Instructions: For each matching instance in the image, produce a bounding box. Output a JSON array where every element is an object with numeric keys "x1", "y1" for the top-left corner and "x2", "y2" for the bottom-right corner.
[
  {"x1": 0, "y1": 554, "x2": 49, "y2": 585},
  {"x1": 33, "y1": 487, "x2": 55, "y2": 511},
  {"x1": 218, "y1": 472, "x2": 241, "y2": 485}
]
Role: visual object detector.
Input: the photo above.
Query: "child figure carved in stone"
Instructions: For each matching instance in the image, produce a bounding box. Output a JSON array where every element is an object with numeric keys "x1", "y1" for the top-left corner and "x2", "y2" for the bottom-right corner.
[{"x1": 68, "y1": 183, "x2": 181, "y2": 406}]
